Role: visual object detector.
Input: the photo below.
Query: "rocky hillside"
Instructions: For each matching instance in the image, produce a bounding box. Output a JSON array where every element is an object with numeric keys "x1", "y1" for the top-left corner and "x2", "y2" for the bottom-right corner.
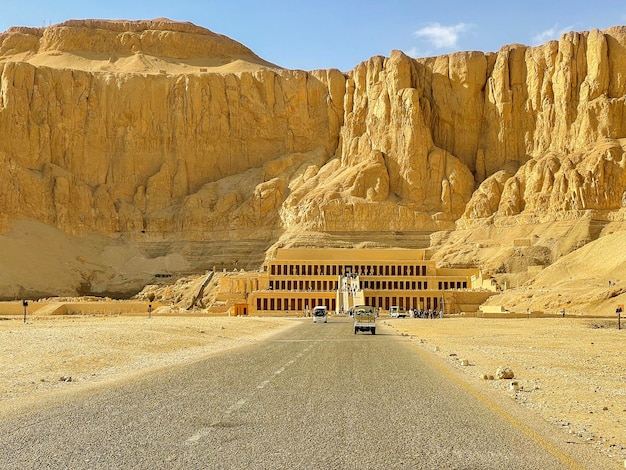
[{"x1": 1, "y1": 19, "x2": 625, "y2": 298}]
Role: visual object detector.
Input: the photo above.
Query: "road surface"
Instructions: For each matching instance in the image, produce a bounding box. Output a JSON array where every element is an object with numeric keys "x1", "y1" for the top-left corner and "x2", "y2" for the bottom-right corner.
[{"x1": 0, "y1": 317, "x2": 610, "y2": 469}]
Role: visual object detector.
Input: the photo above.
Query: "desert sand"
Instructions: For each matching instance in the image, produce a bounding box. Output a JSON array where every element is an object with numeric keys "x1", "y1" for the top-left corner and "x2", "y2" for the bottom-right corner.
[
  {"x1": 0, "y1": 311, "x2": 296, "y2": 418},
  {"x1": 1, "y1": 307, "x2": 625, "y2": 466},
  {"x1": 385, "y1": 316, "x2": 626, "y2": 466}
]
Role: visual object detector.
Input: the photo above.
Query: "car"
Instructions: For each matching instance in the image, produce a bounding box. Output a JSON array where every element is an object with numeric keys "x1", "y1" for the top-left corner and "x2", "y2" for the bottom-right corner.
[
  {"x1": 389, "y1": 306, "x2": 407, "y2": 318},
  {"x1": 313, "y1": 306, "x2": 328, "y2": 323}
]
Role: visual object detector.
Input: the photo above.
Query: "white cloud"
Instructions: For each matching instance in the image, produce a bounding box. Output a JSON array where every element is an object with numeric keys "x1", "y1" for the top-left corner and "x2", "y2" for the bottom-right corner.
[
  {"x1": 414, "y1": 22, "x2": 469, "y2": 49},
  {"x1": 405, "y1": 47, "x2": 431, "y2": 59},
  {"x1": 532, "y1": 24, "x2": 574, "y2": 45}
]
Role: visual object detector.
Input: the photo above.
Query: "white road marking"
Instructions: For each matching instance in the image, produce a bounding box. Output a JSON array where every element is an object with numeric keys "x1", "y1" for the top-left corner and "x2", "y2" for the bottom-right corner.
[
  {"x1": 186, "y1": 343, "x2": 316, "y2": 445},
  {"x1": 185, "y1": 427, "x2": 213, "y2": 444},
  {"x1": 225, "y1": 398, "x2": 247, "y2": 415}
]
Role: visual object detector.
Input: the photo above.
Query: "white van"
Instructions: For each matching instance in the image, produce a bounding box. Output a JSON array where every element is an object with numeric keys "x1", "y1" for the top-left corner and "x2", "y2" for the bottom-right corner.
[
  {"x1": 313, "y1": 306, "x2": 328, "y2": 323},
  {"x1": 389, "y1": 306, "x2": 407, "y2": 318}
]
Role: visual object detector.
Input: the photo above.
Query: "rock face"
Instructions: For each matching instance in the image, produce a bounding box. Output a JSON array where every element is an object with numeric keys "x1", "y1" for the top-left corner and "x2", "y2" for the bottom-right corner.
[
  {"x1": 461, "y1": 138, "x2": 626, "y2": 224},
  {"x1": 1, "y1": 19, "x2": 626, "y2": 296},
  {"x1": 0, "y1": 19, "x2": 345, "y2": 240}
]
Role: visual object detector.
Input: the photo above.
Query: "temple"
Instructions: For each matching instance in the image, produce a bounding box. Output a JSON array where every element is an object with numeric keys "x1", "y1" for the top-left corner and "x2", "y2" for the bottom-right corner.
[{"x1": 215, "y1": 248, "x2": 496, "y2": 316}]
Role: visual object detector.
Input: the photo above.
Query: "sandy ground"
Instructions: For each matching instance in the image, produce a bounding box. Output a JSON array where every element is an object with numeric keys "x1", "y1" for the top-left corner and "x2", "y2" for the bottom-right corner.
[
  {"x1": 384, "y1": 316, "x2": 626, "y2": 466},
  {"x1": 0, "y1": 312, "x2": 296, "y2": 418},
  {"x1": 1, "y1": 310, "x2": 625, "y2": 467}
]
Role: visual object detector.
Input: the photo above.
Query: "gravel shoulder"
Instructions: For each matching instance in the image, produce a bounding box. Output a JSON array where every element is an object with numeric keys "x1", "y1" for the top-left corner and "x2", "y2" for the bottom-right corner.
[{"x1": 384, "y1": 316, "x2": 626, "y2": 466}]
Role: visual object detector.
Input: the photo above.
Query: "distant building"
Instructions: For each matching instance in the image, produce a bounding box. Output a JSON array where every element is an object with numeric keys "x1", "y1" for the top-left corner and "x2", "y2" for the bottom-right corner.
[{"x1": 216, "y1": 248, "x2": 495, "y2": 315}]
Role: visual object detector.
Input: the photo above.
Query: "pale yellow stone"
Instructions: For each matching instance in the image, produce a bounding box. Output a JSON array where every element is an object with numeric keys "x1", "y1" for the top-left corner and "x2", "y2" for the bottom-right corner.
[{"x1": 1, "y1": 19, "x2": 626, "y2": 297}]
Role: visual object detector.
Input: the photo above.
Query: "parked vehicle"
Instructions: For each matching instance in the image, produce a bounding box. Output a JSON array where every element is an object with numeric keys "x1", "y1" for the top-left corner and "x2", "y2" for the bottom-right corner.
[
  {"x1": 389, "y1": 305, "x2": 407, "y2": 318},
  {"x1": 354, "y1": 305, "x2": 376, "y2": 334},
  {"x1": 313, "y1": 306, "x2": 328, "y2": 323}
]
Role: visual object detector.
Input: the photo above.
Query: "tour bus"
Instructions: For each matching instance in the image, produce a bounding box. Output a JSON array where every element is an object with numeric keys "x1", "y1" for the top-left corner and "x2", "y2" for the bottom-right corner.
[{"x1": 313, "y1": 306, "x2": 328, "y2": 323}]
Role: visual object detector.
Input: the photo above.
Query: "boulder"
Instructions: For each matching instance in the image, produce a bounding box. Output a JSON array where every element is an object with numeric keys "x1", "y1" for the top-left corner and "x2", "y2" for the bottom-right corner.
[{"x1": 496, "y1": 366, "x2": 515, "y2": 379}]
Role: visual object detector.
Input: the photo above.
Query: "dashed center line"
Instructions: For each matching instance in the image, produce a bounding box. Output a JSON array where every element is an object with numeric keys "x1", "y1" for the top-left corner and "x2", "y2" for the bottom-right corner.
[
  {"x1": 225, "y1": 398, "x2": 248, "y2": 415},
  {"x1": 257, "y1": 380, "x2": 271, "y2": 389},
  {"x1": 185, "y1": 343, "x2": 316, "y2": 446}
]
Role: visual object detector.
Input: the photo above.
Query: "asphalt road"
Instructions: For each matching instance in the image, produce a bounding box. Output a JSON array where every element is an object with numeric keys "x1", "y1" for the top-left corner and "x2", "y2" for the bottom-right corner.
[{"x1": 0, "y1": 317, "x2": 606, "y2": 469}]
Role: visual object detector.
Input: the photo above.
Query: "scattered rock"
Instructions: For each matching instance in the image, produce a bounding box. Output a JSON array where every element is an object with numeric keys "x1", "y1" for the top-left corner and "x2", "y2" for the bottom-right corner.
[
  {"x1": 496, "y1": 367, "x2": 515, "y2": 379},
  {"x1": 59, "y1": 376, "x2": 72, "y2": 382},
  {"x1": 460, "y1": 359, "x2": 469, "y2": 366},
  {"x1": 509, "y1": 381, "x2": 520, "y2": 391}
]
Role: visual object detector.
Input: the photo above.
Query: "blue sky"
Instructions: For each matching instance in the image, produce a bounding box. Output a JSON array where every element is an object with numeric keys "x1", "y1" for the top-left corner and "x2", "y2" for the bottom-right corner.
[{"x1": 1, "y1": 1, "x2": 625, "y2": 71}]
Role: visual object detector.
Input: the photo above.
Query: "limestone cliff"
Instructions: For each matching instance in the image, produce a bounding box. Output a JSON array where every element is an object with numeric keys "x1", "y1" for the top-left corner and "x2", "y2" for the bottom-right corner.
[
  {"x1": 0, "y1": 19, "x2": 345, "y2": 240},
  {"x1": 1, "y1": 18, "x2": 626, "y2": 297}
]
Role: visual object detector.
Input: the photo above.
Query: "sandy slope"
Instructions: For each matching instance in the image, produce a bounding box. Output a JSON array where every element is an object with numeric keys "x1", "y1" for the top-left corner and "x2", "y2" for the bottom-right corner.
[
  {"x1": 480, "y1": 230, "x2": 626, "y2": 316},
  {"x1": 0, "y1": 220, "x2": 191, "y2": 299},
  {"x1": 20, "y1": 50, "x2": 279, "y2": 74}
]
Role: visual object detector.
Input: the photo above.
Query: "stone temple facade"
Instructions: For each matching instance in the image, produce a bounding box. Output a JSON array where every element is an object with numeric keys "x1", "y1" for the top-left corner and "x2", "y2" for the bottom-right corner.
[{"x1": 218, "y1": 248, "x2": 496, "y2": 316}]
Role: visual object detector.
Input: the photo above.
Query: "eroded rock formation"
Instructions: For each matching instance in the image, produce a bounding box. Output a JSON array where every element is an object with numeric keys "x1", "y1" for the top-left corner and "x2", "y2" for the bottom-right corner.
[
  {"x1": 1, "y1": 18, "x2": 626, "y2": 297},
  {"x1": 0, "y1": 20, "x2": 345, "y2": 241}
]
